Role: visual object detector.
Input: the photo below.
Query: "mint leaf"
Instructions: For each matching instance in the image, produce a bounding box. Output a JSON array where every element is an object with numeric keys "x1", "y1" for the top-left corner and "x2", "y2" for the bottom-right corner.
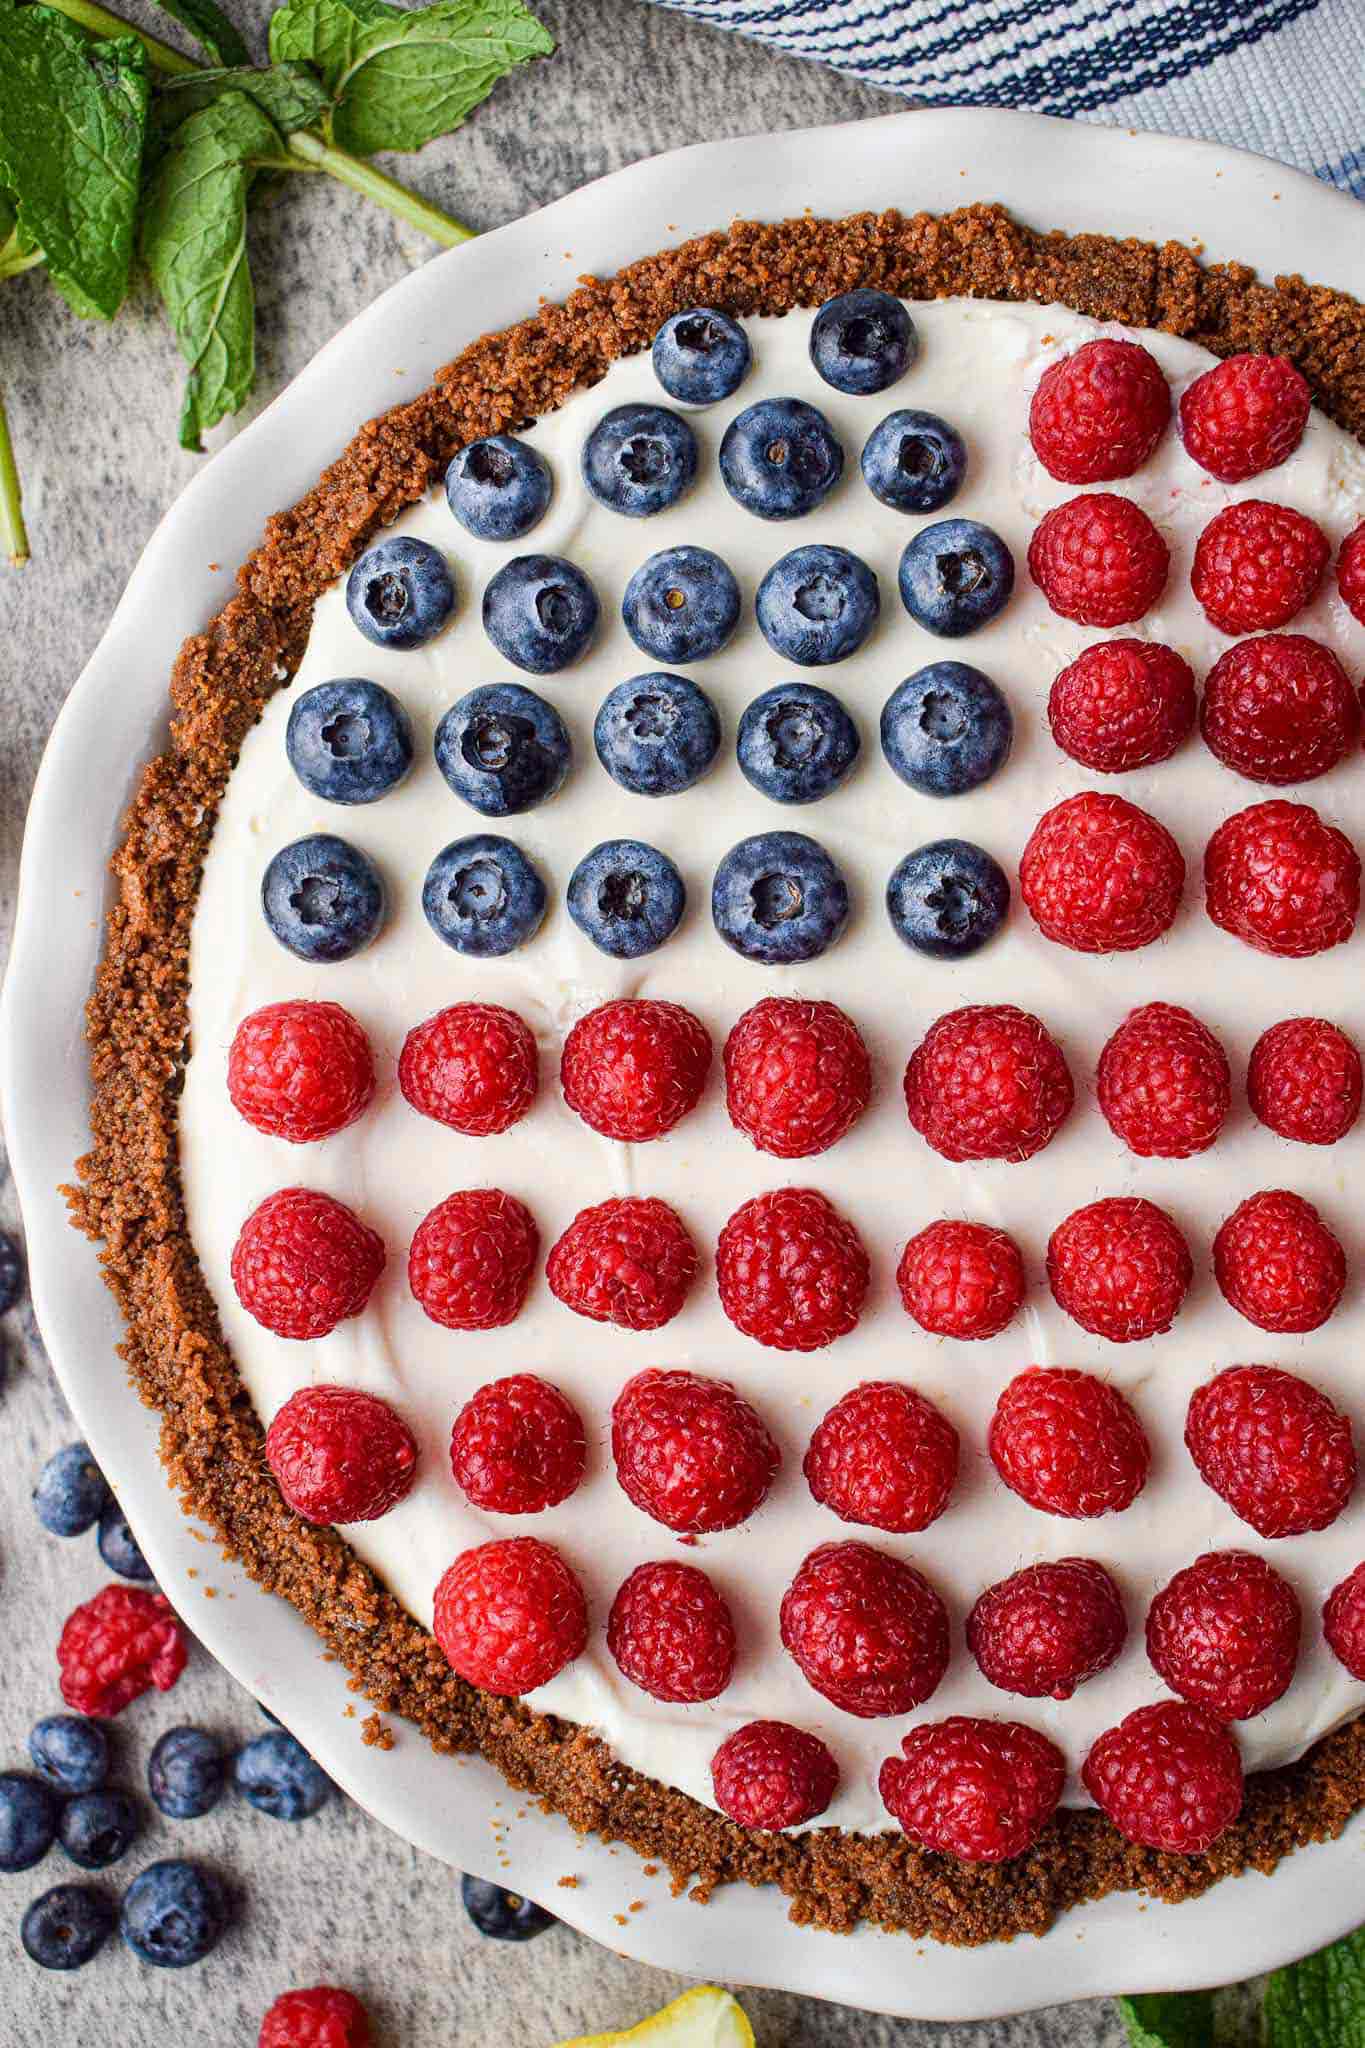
[
  {"x1": 269, "y1": 0, "x2": 552, "y2": 157},
  {"x1": 1265, "y1": 1927, "x2": 1365, "y2": 2046},
  {"x1": 1117, "y1": 1992, "x2": 1216, "y2": 2047},
  {"x1": 147, "y1": 0, "x2": 249, "y2": 67},
  {"x1": 147, "y1": 63, "x2": 331, "y2": 159},
  {"x1": 0, "y1": 1, "x2": 148, "y2": 319}
]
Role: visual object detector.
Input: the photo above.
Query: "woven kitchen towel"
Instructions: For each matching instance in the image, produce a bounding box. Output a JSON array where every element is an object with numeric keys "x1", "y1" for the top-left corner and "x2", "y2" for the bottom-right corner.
[{"x1": 647, "y1": 0, "x2": 1364, "y2": 196}]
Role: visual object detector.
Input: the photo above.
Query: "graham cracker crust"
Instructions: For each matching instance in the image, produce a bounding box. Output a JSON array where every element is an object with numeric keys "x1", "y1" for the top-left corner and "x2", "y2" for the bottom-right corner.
[{"x1": 65, "y1": 203, "x2": 1365, "y2": 1945}]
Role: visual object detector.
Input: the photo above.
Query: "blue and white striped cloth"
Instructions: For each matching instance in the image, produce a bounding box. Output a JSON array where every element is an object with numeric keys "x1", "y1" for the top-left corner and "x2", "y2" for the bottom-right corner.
[{"x1": 649, "y1": 0, "x2": 1364, "y2": 198}]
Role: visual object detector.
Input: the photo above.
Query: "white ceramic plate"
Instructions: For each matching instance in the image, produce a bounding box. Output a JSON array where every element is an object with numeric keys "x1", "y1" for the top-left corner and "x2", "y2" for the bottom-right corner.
[{"x1": 6, "y1": 109, "x2": 1364, "y2": 2022}]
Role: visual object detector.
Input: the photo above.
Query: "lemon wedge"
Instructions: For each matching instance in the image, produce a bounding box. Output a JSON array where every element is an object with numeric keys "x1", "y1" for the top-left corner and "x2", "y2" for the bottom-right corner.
[{"x1": 554, "y1": 1986, "x2": 755, "y2": 2048}]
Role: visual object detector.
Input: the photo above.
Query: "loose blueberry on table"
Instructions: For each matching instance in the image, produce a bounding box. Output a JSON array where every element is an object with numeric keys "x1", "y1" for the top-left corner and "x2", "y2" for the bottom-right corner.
[
  {"x1": 22, "y1": 1883, "x2": 115, "y2": 1971},
  {"x1": 285, "y1": 678, "x2": 413, "y2": 805},
  {"x1": 621, "y1": 544, "x2": 740, "y2": 663},
  {"x1": 652, "y1": 306, "x2": 751, "y2": 405},
  {"x1": 567, "y1": 839, "x2": 686, "y2": 959},
  {"x1": 755, "y1": 543, "x2": 880, "y2": 665},
  {"x1": 593, "y1": 671, "x2": 721, "y2": 796},
  {"x1": 233, "y1": 1730, "x2": 332, "y2": 1822},
  {"x1": 461, "y1": 1872, "x2": 556, "y2": 1941},
  {"x1": 482, "y1": 553, "x2": 599, "y2": 673},
  {"x1": 445, "y1": 433, "x2": 551, "y2": 540},
  {"x1": 712, "y1": 831, "x2": 850, "y2": 965},
  {"x1": 148, "y1": 1727, "x2": 225, "y2": 1820},
  {"x1": 809, "y1": 287, "x2": 918, "y2": 395},
  {"x1": 58, "y1": 1789, "x2": 141, "y2": 1871},
  {"x1": 345, "y1": 536, "x2": 455, "y2": 650},
  {"x1": 719, "y1": 395, "x2": 843, "y2": 520},
  {"x1": 261, "y1": 834, "x2": 386, "y2": 964},
  {"x1": 97, "y1": 1498, "x2": 155, "y2": 1582},
  {"x1": 0, "y1": 1229, "x2": 25, "y2": 1314},
  {"x1": 0, "y1": 1771, "x2": 58, "y2": 1871},
  {"x1": 880, "y1": 660, "x2": 1013, "y2": 796},
  {"x1": 861, "y1": 408, "x2": 966, "y2": 512},
  {"x1": 434, "y1": 682, "x2": 571, "y2": 817},
  {"x1": 120, "y1": 1859, "x2": 228, "y2": 1967},
  {"x1": 422, "y1": 834, "x2": 547, "y2": 956},
  {"x1": 32, "y1": 1441, "x2": 110, "y2": 1537},
  {"x1": 898, "y1": 517, "x2": 1015, "y2": 636},
  {"x1": 736, "y1": 682, "x2": 860, "y2": 804},
  {"x1": 29, "y1": 1716, "x2": 109, "y2": 1796},
  {"x1": 581, "y1": 402, "x2": 698, "y2": 517},
  {"x1": 886, "y1": 839, "x2": 1011, "y2": 959}
]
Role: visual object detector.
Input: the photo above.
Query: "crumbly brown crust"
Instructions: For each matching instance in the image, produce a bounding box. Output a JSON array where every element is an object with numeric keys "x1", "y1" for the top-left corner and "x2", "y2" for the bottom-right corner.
[{"x1": 68, "y1": 204, "x2": 1365, "y2": 1946}]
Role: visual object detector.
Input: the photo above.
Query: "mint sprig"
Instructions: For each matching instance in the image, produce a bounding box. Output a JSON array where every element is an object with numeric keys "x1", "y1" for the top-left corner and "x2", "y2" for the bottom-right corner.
[
  {"x1": 146, "y1": 0, "x2": 247, "y2": 64},
  {"x1": 1118, "y1": 1992, "x2": 1216, "y2": 2047},
  {"x1": 1264, "y1": 1924, "x2": 1365, "y2": 2045}
]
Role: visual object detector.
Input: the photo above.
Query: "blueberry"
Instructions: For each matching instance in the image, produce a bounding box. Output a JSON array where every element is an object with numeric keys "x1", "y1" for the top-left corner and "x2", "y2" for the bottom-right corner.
[
  {"x1": 22, "y1": 1884, "x2": 114, "y2": 1970},
  {"x1": 148, "y1": 1728, "x2": 225, "y2": 1820},
  {"x1": 652, "y1": 308, "x2": 751, "y2": 406},
  {"x1": 33, "y1": 1441, "x2": 109, "y2": 1537},
  {"x1": 482, "y1": 554, "x2": 599, "y2": 674},
  {"x1": 0, "y1": 1773, "x2": 58, "y2": 1871},
  {"x1": 423, "y1": 835, "x2": 547, "y2": 957},
  {"x1": 58, "y1": 1790, "x2": 140, "y2": 1871},
  {"x1": 445, "y1": 435, "x2": 551, "y2": 541},
  {"x1": 755, "y1": 544, "x2": 879, "y2": 667},
  {"x1": 712, "y1": 832, "x2": 850, "y2": 965},
  {"x1": 434, "y1": 684, "x2": 571, "y2": 817},
  {"x1": 233, "y1": 1730, "x2": 332, "y2": 1822},
  {"x1": 29, "y1": 1718, "x2": 109, "y2": 1796},
  {"x1": 346, "y1": 536, "x2": 455, "y2": 650},
  {"x1": 285, "y1": 679, "x2": 413, "y2": 805},
  {"x1": 737, "y1": 684, "x2": 860, "y2": 805},
  {"x1": 880, "y1": 662, "x2": 1013, "y2": 797},
  {"x1": 861, "y1": 410, "x2": 966, "y2": 514},
  {"x1": 0, "y1": 1229, "x2": 24, "y2": 1313},
  {"x1": 898, "y1": 519, "x2": 1014, "y2": 638},
  {"x1": 121, "y1": 1859, "x2": 228, "y2": 1967},
  {"x1": 594, "y1": 672, "x2": 720, "y2": 798},
  {"x1": 582, "y1": 403, "x2": 697, "y2": 518},
  {"x1": 567, "y1": 841, "x2": 685, "y2": 959},
  {"x1": 719, "y1": 397, "x2": 844, "y2": 521},
  {"x1": 887, "y1": 839, "x2": 1010, "y2": 959},
  {"x1": 622, "y1": 546, "x2": 740, "y2": 664},
  {"x1": 98, "y1": 1497, "x2": 155, "y2": 1582},
  {"x1": 810, "y1": 289, "x2": 917, "y2": 396},
  {"x1": 461, "y1": 1872, "x2": 555, "y2": 1942},
  {"x1": 261, "y1": 834, "x2": 385, "y2": 964}
]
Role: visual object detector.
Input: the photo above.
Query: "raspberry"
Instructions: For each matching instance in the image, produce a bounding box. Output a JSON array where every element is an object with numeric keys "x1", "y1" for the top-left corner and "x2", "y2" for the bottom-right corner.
[
  {"x1": 560, "y1": 998, "x2": 711, "y2": 1142},
  {"x1": 780, "y1": 1540, "x2": 949, "y2": 1718},
  {"x1": 545, "y1": 1196, "x2": 697, "y2": 1331},
  {"x1": 1179, "y1": 352, "x2": 1310, "y2": 483},
  {"x1": 1191, "y1": 503, "x2": 1329, "y2": 634},
  {"x1": 1339, "y1": 520, "x2": 1365, "y2": 627},
  {"x1": 1046, "y1": 1197, "x2": 1192, "y2": 1343},
  {"x1": 1214, "y1": 1188, "x2": 1345, "y2": 1334},
  {"x1": 1097, "y1": 1003, "x2": 1230, "y2": 1159},
  {"x1": 432, "y1": 1537, "x2": 586, "y2": 1695},
  {"x1": 896, "y1": 1219, "x2": 1025, "y2": 1340},
  {"x1": 259, "y1": 1987, "x2": 370, "y2": 2048},
  {"x1": 904, "y1": 1004, "x2": 1073, "y2": 1164},
  {"x1": 1200, "y1": 634, "x2": 1359, "y2": 784},
  {"x1": 228, "y1": 1001, "x2": 375, "y2": 1143},
  {"x1": 607, "y1": 1561, "x2": 735, "y2": 1703},
  {"x1": 967, "y1": 1559, "x2": 1126, "y2": 1700},
  {"x1": 1027, "y1": 492, "x2": 1169, "y2": 626},
  {"x1": 57, "y1": 1586, "x2": 187, "y2": 1718},
  {"x1": 803, "y1": 1381, "x2": 959, "y2": 1534},
  {"x1": 1185, "y1": 1364, "x2": 1356, "y2": 1538},
  {"x1": 408, "y1": 1189, "x2": 538, "y2": 1330},
  {"x1": 611, "y1": 1368, "x2": 779, "y2": 1533},
  {"x1": 990, "y1": 1367, "x2": 1150, "y2": 1519},
  {"x1": 232, "y1": 1188, "x2": 384, "y2": 1340},
  {"x1": 1204, "y1": 800, "x2": 1360, "y2": 957},
  {"x1": 398, "y1": 1002, "x2": 537, "y2": 1135},
  {"x1": 710, "y1": 1721, "x2": 838, "y2": 1832},
  {"x1": 449, "y1": 1374, "x2": 585, "y2": 1514},
  {"x1": 1146, "y1": 1550, "x2": 1301, "y2": 1721},
  {"x1": 879, "y1": 1717, "x2": 1065, "y2": 1864},
  {"x1": 1029, "y1": 337, "x2": 1171, "y2": 485},
  {"x1": 1082, "y1": 1701, "x2": 1243, "y2": 1853},
  {"x1": 1324, "y1": 1563, "x2": 1365, "y2": 1680},
  {"x1": 723, "y1": 996, "x2": 871, "y2": 1158},
  {"x1": 265, "y1": 1385, "x2": 417, "y2": 1524},
  {"x1": 1020, "y1": 791, "x2": 1184, "y2": 953},
  {"x1": 1047, "y1": 639, "x2": 1195, "y2": 775},
  {"x1": 1248, "y1": 1016, "x2": 1362, "y2": 1145},
  {"x1": 715, "y1": 1187, "x2": 868, "y2": 1352}
]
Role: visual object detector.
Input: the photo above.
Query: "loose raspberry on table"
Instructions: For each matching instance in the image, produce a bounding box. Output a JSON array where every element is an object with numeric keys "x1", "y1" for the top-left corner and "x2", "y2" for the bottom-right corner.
[
  {"x1": 546, "y1": 1196, "x2": 697, "y2": 1332},
  {"x1": 1145, "y1": 1550, "x2": 1301, "y2": 1721},
  {"x1": 58, "y1": 1586, "x2": 187, "y2": 1719},
  {"x1": 228, "y1": 1001, "x2": 375, "y2": 1143},
  {"x1": 607, "y1": 1561, "x2": 735, "y2": 1703},
  {"x1": 611, "y1": 1368, "x2": 779, "y2": 1533},
  {"x1": 1191, "y1": 502, "x2": 1329, "y2": 635},
  {"x1": 1339, "y1": 520, "x2": 1365, "y2": 627},
  {"x1": 1179, "y1": 352, "x2": 1310, "y2": 483},
  {"x1": 560, "y1": 998, "x2": 712, "y2": 1142},
  {"x1": 780, "y1": 1539, "x2": 949, "y2": 1718},
  {"x1": 398, "y1": 1002, "x2": 537, "y2": 1135},
  {"x1": 1097, "y1": 1003, "x2": 1230, "y2": 1159},
  {"x1": 231, "y1": 1188, "x2": 385, "y2": 1340},
  {"x1": 904, "y1": 1004, "x2": 1073, "y2": 1164},
  {"x1": 1047, "y1": 639, "x2": 1196, "y2": 775},
  {"x1": 1213, "y1": 1189, "x2": 1345, "y2": 1333},
  {"x1": 266, "y1": 1385, "x2": 417, "y2": 1525},
  {"x1": 408, "y1": 1189, "x2": 538, "y2": 1330},
  {"x1": 259, "y1": 1986, "x2": 371, "y2": 2048},
  {"x1": 1046, "y1": 1197, "x2": 1192, "y2": 1344},
  {"x1": 1204, "y1": 800, "x2": 1360, "y2": 957},
  {"x1": 1082, "y1": 1700, "x2": 1244, "y2": 1854},
  {"x1": 879, "y1": 1717, "x2": 1066, "y2": 1864},
  {"x1": 716, "y1": 1187, "x2": 868, "y2": 1352},
  {"x1": 1200, "y1": 634, "x2": 1359, "y2": 784},
  {"x1": 449, "y1": 1374, "x2": 585, "y2": 1515},
  {"x1": 803, "y1": 1381, "x2": 959, "y2": 1534},
  {"x1": 1027, "y1": 492, "x2": 1169, "y2": 627},
  {"x1": 1020, "y1": 791, "x2": 1184, "y2": 953},
  {"x1": 896, "y1": 1219, "x2": 1025, "y2": 1340},
  {"x1": 1185, "y1": 1364, "x2": 1356, "y2": 1538},
  {"x1": 1248, "y1": 1017, "x2": 1362, "y2": 1145},
  {"x1": 990, "y1": 1367, "x2": 1150, "y2": 1520},
  {"x1": 711, "y1": 1721, "x2": 839, "y2": 1832},
  {"x1": 432, "y1": 1537, "x2": 587, "y2": 1696},
  {"x1": 1324, "y1": 1563, "x2": 1365, "y2": 1680},
  {"x1": 1028, "y1": 337, "x2": 1171, "y2": 485},
  {"x1": 723, "y1": 996, "x2": 871, "y2": 1158},
  {"x1": 967, "y1": 1559, "x2": 1126, "y2": 1701}
]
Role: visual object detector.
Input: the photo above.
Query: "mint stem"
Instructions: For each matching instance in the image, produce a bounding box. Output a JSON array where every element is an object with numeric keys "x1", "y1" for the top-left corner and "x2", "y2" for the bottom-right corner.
[
  {"x1": 0, "y1": 378, "x2": 31, "y2": 568},
  {"x1": 39, "y1": 0, "x2": 200, "y2": 72}
]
